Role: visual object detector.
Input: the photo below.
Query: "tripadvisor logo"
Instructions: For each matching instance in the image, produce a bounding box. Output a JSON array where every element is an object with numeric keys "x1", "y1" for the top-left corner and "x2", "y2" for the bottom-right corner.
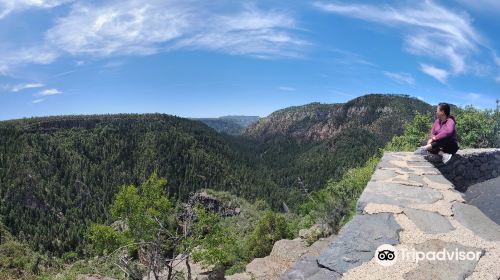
[
  {"x1": 375, "y1": 244, "x2": 482, "y2": 266},
  {"x1": 375, "y1": 244, "x2": 397, "y2": 266}
]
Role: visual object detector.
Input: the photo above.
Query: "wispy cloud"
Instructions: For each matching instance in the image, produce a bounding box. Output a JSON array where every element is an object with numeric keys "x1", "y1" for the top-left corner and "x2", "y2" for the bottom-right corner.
[
  {"x1": 32, "y1": 98, "x2": 45, "y2": 104},
  {"x1": 44, "y1": 1, "x2": 306, "y2": 58},
  {"x1": 420, "y1": 64, "x2": 449, "y2": 84},
  {"x1": 277, "y1": 86, "x2": 296, "y2": 91},
  {"x1": 36, "y1": 88, "x2": 62, "y2": 96},
  {"x1": 0, "y1": 0, "x2": 73, "y2": 19},
  {"x1": 0, "y1": 46, "x2": 58, "y2": 74},
  {"x1": 50, "y1": 69, "x2": 77, "y2": 79},
  {"x1": 11, "y1": 83, "x2": 44, "y2": 92},
  {"x1": 314, "y1": 1, "x2": 485, "y2": 82},
  {"x1": 383, "y1": 71, "x2": 415, "y2": 86},
  {"x1": 327, "y1": 48, "x2": 374, "y2": 66},
  {"x1": 0, "y1": 1, "x2": 307, "y2": 74}
]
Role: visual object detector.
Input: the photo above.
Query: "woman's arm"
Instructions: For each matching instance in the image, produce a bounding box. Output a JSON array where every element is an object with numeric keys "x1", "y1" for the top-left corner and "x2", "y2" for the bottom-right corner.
[
  {"x1": 429, "y1": 119, "x2": 438, "y2": 142},
  {"x1": 433, "y1": 118, "x2": 455, "y2": 141}
]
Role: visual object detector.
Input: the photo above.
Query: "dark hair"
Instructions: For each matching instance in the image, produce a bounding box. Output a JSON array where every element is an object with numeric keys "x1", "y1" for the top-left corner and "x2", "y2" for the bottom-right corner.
[{"x1": 438, "y1": 102, "x2": 455, "y2": 121}]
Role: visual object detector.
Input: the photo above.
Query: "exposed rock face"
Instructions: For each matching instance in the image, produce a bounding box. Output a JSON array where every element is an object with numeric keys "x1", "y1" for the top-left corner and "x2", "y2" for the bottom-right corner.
[
  {"x1": 227, "y1": 235, "x2": 337, "y2": 280},
  {"x1": 179, "y1": 191, "x2": 241, "y2": 224},
  {"x1": 282, "y1": 256, "x2": 341, "y2": 280},
  {"x1": 244, "y1": 94, "x2": 431, "y2": 142}
]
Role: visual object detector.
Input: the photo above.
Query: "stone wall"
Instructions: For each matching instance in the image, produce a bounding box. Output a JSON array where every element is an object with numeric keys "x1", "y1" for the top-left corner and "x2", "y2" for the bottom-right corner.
[
  {"x1": 428, "y1": 148, "x2": 500, "y2": 192},
  {"x1": 281, "y1": 150, "x2": 500, "y2": 280}
]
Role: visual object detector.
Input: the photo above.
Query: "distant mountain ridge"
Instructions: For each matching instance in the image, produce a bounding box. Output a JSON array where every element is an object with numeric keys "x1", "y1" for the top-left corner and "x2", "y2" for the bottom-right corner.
[
  {"x1": 244, "y1": 94, "x2": 432, "y2": 142},
  {"x1": 193, "y1": 115, "x2": 260, "y2": 135}
]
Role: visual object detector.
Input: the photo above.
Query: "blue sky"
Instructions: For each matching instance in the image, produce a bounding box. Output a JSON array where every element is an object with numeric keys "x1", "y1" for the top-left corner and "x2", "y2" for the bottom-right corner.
[{"x1": 0, "y1": 0, "x2": 499, "y2": 120}]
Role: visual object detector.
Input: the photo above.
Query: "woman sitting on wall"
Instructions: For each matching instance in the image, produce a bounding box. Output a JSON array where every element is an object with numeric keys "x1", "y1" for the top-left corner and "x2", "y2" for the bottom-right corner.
[{"x1": 415, "y1": 102, "x2": 459, "y2": 164}]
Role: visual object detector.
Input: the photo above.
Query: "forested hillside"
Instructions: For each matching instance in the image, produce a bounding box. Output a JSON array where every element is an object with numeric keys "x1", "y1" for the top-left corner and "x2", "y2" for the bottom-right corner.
[
  {"x1": 0, "y1": 114, "x2": 272, "y2": 255},
  {"x1": 0, "y1": 94, "x2": 433, "y2": 258}
]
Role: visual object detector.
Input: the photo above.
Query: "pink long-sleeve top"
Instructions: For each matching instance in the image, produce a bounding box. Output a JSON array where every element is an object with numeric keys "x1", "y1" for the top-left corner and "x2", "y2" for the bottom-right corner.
[{"x1": 431, "y1": 116, "x2": 458, "y2": 143}]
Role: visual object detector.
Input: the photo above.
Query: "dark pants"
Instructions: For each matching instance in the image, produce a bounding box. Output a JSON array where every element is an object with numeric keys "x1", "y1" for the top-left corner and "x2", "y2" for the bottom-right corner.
[{"x1": 429, "y1": 137, "x2": 459, "y2": 154}]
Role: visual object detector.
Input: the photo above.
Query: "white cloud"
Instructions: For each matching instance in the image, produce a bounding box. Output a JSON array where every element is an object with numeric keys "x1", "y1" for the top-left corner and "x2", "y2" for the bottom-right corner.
[
  {"x1": 0, "y1": 0, "x2": 73, "y2": 19},
  {"x1": 11, "y1": 83, "x2": 44, "y2": 92},
  {"x1": 420, "y1": 63, "x2": 449, "y2": 83},
  {"x1": 172, "y1": 5, "x2": 307, "y2": 58},
  {"x1": 44, "y1": 1, "x2": 305, "y2": 59},
  {"x1": 32, "y1": 98, "x2": 45, "y2": 103},
  {"x1": 278, "y1": 86, "x2": 296, "y2": 91},
  {"x1": 1, "y1": 1, "x2": 306, "y2": 74},
  {"x1": 314, "y1": 1, "x2": 484, "y2": 80},
  {"x1": 0, "y1": 46, "x2": 58, "y2": 74},
  {"x1": 36, "y1": 88, "x2": 62, "y2": 96},
  {"x1": 383, "y1": 71, "x2": 415, "y2": 86}
]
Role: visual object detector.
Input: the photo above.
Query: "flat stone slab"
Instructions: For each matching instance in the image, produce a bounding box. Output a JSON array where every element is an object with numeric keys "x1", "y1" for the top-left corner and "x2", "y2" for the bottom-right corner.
[
  {"x1": 403, "y1": 239, "x2": 484, "y2": 280},
  {"x1": 408, "y1": 173, "x2": 427, "y2": 186},
  {"x1": 377, "y1": 160, "x2": 404, "y2": 169},
  {"x1": 404, "y1": 208, "x2": 454, "y2": 234},
  {"x1": 357, "y1": 181, "x2": 443, "y2": 212},
  {"x1": 317, "y1": 213, "x2": 401, "y2": 274},
  {"x1": 281, "y1": 256, "x2": 341, "y2": 280},
  {"x1": 452, "y1": 202, "x2": 500, "y2": 241},
  {"x1": 424, "y1": 174, "x2": 454, "y2": 186},
  {"x1": 464, "y1": 176, "x2": 500, "y2": 225},
  {"x1": 371, "y1": 169, "x2": 400, "y2": 181}
]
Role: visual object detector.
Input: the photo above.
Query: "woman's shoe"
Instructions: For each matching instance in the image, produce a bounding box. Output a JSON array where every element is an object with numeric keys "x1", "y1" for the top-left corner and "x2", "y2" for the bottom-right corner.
[{"x1": 442, "y1": 153, "x2": 452, "y2": 164}]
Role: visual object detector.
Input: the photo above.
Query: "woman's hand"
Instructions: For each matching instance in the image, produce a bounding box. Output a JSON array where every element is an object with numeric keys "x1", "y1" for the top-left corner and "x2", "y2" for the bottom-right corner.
[{"x1": 427, "y1": 138, "x2": 433, "y2": 145}]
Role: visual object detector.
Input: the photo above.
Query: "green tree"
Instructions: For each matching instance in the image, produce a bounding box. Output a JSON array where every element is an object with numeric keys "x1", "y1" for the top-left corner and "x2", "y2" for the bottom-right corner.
[
  {"x1": 187, "y1": 208, "x2": 241, "y2": 275},
  {"x1": 455, "y1": 106, "x2": 498, "y2": 148},
  {"x1": 88, "y1": 173, "x2": 178, "y2": 280},
  {"x1": 245, "y1": 210, "x2": 292, "y2": 259}
]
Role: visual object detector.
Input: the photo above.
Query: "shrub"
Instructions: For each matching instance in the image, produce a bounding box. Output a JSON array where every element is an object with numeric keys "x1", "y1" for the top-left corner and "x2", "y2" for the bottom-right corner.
[{"x1": 244, "y1": 210, "x2": 292, "y2": 259}]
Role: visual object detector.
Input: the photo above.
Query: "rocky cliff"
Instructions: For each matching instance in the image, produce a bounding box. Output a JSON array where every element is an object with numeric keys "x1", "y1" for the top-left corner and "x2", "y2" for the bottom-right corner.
[{"x1": 244, "y1": 94, "x2": 431, "y2": 142}]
